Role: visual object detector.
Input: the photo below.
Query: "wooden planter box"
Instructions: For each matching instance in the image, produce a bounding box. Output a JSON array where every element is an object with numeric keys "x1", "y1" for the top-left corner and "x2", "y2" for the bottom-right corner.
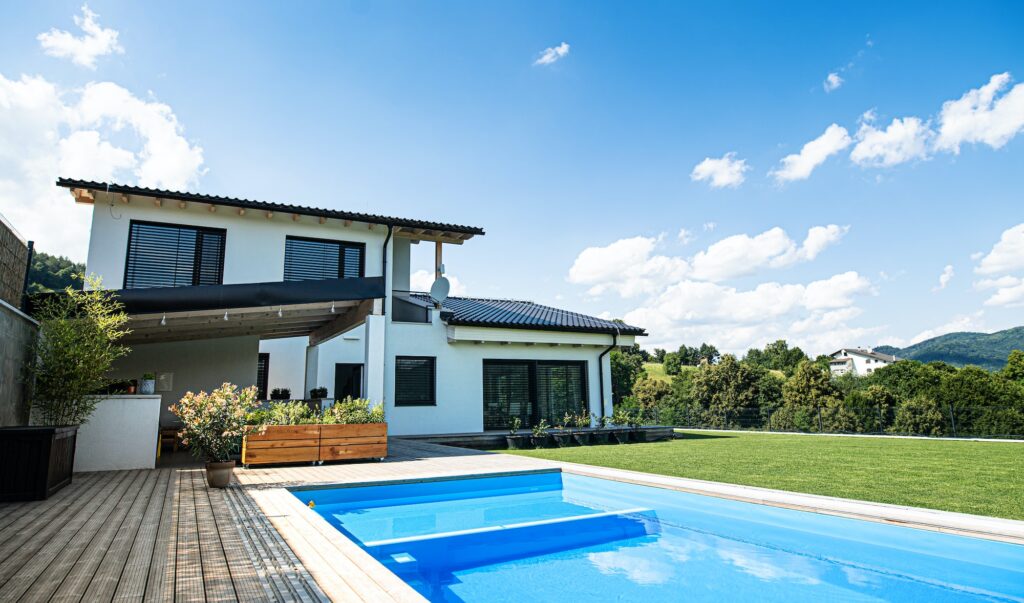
[
  {"x1": 0, "y1": 426, "x2": 78, "y2": 501},
  {"x1": 319, "y1": 423, "x2": 387, "y2": 462},
  {"x1": 241, "y1": 425, "x2": 320, "y2": 466}
]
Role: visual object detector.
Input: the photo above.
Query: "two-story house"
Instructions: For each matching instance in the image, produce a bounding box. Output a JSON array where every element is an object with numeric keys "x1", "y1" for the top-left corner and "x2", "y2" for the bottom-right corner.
[
  {"x1": 59, "y1": 178, "x2": 645, "y2": 436},
  {"x1": 828, "y1": 348, "x2": 897, "y2": 377}
]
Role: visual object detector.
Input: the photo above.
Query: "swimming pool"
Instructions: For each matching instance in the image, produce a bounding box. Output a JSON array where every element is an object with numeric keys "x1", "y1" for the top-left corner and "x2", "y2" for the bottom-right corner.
[{"x1": 296, "y1": 470, "x2": 1024, "y2": 602}]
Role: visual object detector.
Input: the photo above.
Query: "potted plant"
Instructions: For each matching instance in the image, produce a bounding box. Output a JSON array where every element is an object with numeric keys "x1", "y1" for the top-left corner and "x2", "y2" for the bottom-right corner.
[
  {"x1": 139, "y1": 372, "x2": 156, "y2": 395},
  {"x1": 610, "y1": 408, "x2": 633, "y2": 444},
  {"x1": 628, "y1": 408, "x2": 648, "y2": 442},
  {"x1": 572, "y1": 410, "x2": 592, "y2": 445},
  {"x1": 591, "y1": 413, "x2": 610, "y2": 444},
  {"x1": 552, "y1": 414, "x2": 574, "y2": 447},
  {"x1": 530, "y1": 419, "x2": 551, "y2": 448},
  {"x1": 2, "y1": 277, "x2": 129, "y2": 501},
  {"x1": 126, "y1": 380, "x2": 137, "y2": 395},
  {"x1": 310, "y1": 386, "x2": 328, "y2": 399},
  {"x1": 270, "y1": 387, "x2": 291, "y2": 400},
  {"x1": 318, "y1": 397, "x2": 387, "y2": 463},
  {"x1": 505, "y1": 416, "x2": 529, "y2": 449},
  {"x1": 171, "y1": 382, "x2": 258, "y2": 487}
]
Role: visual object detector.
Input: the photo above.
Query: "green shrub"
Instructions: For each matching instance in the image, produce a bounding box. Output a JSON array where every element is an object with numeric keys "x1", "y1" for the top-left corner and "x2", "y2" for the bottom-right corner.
[
  {"x1": 267, "y1": 400, "x2": 315, "y2": 425},
  {"x1": 321, "y1": 397, "x2": 385, "y2": 424},
  {"x1": 891, "y1": 395, "x2": 946, "y2": 436}
]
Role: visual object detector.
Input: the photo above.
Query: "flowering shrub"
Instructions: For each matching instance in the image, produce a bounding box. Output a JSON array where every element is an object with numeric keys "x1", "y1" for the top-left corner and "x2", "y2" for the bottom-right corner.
[
  {"x1": 321, "y1": 397, "x2": 385, "y2": 424},
  {"x1": 170, "y1": 383, "x2": 259, "y2": 462}
]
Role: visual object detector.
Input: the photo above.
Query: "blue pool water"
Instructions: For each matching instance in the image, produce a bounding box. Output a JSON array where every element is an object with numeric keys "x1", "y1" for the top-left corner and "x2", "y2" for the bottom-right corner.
[{"x1": 297, "y1": 471, "x2": 1024, "y2": 602}]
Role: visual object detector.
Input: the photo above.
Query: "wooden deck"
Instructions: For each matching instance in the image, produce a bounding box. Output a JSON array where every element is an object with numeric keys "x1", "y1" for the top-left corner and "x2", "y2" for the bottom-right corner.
[{"x1": 0, "y1": 439, "x2": 555, "y2": 602}]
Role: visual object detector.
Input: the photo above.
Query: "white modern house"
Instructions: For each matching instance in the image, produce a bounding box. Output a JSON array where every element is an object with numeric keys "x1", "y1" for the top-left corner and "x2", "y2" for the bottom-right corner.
[
  {"x1": 59, "y1": 178, "x2": 645, "y2": 437},
  {"x1": 828, "y1": 348, "x2": 897, "y2": 377}
]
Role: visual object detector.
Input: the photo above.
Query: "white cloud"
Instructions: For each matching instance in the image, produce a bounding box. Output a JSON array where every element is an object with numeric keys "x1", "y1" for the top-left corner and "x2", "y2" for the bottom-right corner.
[
  {"x1": 932, "y1": 264, "x2": 954, "y2": 291},
  {"x1": 909, "y1": 312, "x2": 987, "y2": 345},
  {"x1": 567, "y1": 235, "x2": 688, "y2": 298},
  {"x1": 0, "y1": 72, "x2": 205, "y2": 260},
  {"x1": 410, "y1": 270, "x2": 467, "y2": 296},
  {"x1": 771, "y1": 124, "x2": 852, "y2": 183},
  {"x1": 690, "y1": 152, "x2": 749, "y2": 188},
  {"x1": 851, "y1": 117, "x2": 932, "y2": 167},
  {"x1": 690, "y1": 225, "x2": 847, "y2": 282},
  {"x1": 37, "y1": 4, "x2": 124, "y2": 69},
  {"x1": 935, "y1": 72, "x2": 1024, "y2": 153},
  {"x1": 703, "y1": 222, "x2": 716, "y2": 232},
  {"x1": 534, "y1": 42, "x2": 570, "y2": 66},
  {"x1": 975, "y1": 223, "x2": 1024, "y2": 275},
  {"x1": 677, "y1": 228, "x2": 693, "y2": 244},
  {"x1": 823, "y1": 72, "x2": 844, "y2": 93}
]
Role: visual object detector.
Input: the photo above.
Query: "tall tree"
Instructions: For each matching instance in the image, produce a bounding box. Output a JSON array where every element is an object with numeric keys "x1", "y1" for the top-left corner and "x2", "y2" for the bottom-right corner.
[
  {"x1": 610, "y1": 349, "x2": 644, "y2": 405},
  {"x1": 27, "y1": 251, "x2": 84, "y2": 295},
  {"x1": 744, "y1": 340, "x2": 808, "y2": 375}
]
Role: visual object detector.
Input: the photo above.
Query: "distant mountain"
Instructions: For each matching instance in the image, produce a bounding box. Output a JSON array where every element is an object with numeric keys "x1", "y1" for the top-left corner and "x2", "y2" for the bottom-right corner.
[{"x1": 876, "y1": 327, "x2": 1024, "y2": 371}]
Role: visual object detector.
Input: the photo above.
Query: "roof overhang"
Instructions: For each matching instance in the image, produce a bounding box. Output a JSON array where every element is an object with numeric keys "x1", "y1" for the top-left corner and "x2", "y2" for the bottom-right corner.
[{"x1": 58, "y1": 178, "x2": 484, "y2": 245}]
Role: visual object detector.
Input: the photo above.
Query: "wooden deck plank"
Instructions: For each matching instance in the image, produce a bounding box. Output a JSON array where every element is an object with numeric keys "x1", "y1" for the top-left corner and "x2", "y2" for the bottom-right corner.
[
  {"x1": 192, "y1": 470, "x2": 240, "y2": 602},
  {"x1": 206, "y1": 486, "x2": 272, "y2": 602},
  {"x1": 0, "y1": 470, "x2": 139, "y2": 601},
  {"x1": 77, "y1": 469, "x2": 162, "y2": 601},
  {"x1": 0, "y1": 472, "x2": 95, "y2": 534},
  {"x1": 114, "y1": 468, "x2": 172, "y2": 601},
  {"x1": 143, "y1": 468, "x2": 181, "y2": 603},
  {"x1": 174, "y1": 469, "x2": 207, "y2": 603}
]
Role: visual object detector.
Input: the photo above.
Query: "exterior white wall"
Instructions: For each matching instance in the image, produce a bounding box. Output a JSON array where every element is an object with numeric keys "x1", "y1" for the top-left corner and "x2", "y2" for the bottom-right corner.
[
  {"x1": 392, "y1": 237, "x2": 411, "y2": 292},
  {"x1": 108, "y1": 335, "x2": 259, "y2": 426},
  {"x1": 382, "y1": 310, "x2": 616, "y2": 436},
  {"x1": 314, "y1": 325, "x2": 366, "y2": 398},
  {"x1": 85, "y1": 193, "x2": 387, "y2": 289},
  {"x1": 258, "y1": 337, "x2": 308, "y2": 398},
  {"x1": 75, "y1": 395, "x2": 161, "y2": 472}
]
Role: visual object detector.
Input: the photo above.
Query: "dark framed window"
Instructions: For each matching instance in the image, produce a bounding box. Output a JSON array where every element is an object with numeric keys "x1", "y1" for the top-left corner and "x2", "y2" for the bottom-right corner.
[
  {"x1": 284, "y1": 236, "x2": 365, "y2": 282},
  {"x1": 123, "y1": 220, "x2": 226, "y2": 289},
  {"x1": 483, "y1": 360, "x2": 588, "y2": 430},
  {"x1": 256, "y1": 353, "x2": 270, "y2": 400},
  {"x1": 395, "y1": 356, "x2": 436, "y2": 406}
]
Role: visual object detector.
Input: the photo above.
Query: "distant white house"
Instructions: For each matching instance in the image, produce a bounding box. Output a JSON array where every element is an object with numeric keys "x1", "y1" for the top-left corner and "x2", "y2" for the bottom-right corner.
[{"x1": 828, "y1": 348, "x2": 897, "y2": 377}]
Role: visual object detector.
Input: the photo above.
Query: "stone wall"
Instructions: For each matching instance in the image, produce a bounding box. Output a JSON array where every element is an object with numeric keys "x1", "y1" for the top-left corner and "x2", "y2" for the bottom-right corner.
[
  {"x1": 0, "y1": 212, "x2": 29, "y2": 309},
  {"x1": 0, "y1": 299, "x2": 36, "y2": 426}
]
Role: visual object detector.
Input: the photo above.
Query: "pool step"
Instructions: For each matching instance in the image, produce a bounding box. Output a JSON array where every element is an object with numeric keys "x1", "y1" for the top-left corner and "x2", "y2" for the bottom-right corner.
[{"x1": 369, "y1": 507, "x2": 660, "y2": 574}]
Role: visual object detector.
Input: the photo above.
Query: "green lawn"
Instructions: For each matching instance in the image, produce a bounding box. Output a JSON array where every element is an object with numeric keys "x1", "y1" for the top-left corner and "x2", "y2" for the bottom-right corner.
[
  {"x1": 502, "y1": 430, "x2": 1024, "y2": 520},
  {"x1": 642, "y1": 362, "x2": 672, "y2": 383}
]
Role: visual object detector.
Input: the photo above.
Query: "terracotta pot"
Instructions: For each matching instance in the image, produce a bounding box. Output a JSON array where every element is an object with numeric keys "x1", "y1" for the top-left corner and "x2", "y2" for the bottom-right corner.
[{"x1": 205, "y1": 460, "x2": 235, "y2": 488}]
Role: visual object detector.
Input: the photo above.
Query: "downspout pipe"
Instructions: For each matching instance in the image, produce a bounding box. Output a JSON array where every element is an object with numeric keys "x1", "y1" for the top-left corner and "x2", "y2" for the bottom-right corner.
[
  {"x1": 380, "y1": 225, "x2": 393, "y2": 315},
  {"x1": 598, "y1": 327, "x2": 620, "y2": 418}
]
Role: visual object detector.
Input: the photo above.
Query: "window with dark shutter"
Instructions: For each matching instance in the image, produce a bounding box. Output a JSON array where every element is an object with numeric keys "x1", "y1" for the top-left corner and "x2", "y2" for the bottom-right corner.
[
  {"x1": 284, "y1": 236, "x2": 364, "y2": 281},
  {"x1": 123, "y1": 221, "x2": 225, "y2": 289},
  {"x1": 395, "y1": 356, "x2": 435, "y2": 406},
  {"x1": 482, "y1": 360, "x2": 587, "y2": 429},
  {"x1": 256, "y1": 353, "x2": 270, "y2": 400}
]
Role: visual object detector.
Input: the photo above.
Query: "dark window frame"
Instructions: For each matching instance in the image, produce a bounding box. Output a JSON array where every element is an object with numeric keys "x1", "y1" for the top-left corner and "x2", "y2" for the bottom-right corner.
[
  {"x1": 123, "y1": 219, "x2": 227, "y2": 290},
  {"x1": 394, "y1": 355, "x2": 437, "y2": 406},
  {"x1": 256, "y1": 353, "x2": 270, "y2": 400},
  {"x1": 482, "y1": 359, "x2": 589, "y2": 430},
  {"x1": 283, "y1": 235, "x2": 366, "y2": 282}
]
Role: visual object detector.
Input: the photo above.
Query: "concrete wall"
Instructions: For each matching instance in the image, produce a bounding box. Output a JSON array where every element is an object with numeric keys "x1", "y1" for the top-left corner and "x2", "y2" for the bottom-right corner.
[
  {"x1": 311, "y1": 325, "x2": 366, "y2": 398},
  {"x1": 108, "y1": 335, "x2": 259, "y2": 426},
  {"x1": 74, "y1": 395, "x2": 161, "y2": 472},
  {"x1": 0, "y1": 299, "x2": 36, "y2": 426},
  {"x1": 85, "y1": 192, "x2": 388, "y2": 289},
  {"x1": 258, "y1": 336, "x2": 309, "y2": 398}
]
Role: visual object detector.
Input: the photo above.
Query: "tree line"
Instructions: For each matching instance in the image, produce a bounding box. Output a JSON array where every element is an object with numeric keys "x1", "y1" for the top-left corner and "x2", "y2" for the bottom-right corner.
[{"x1": 611, "y1": 340, "x2": 1024, "y2": 438}]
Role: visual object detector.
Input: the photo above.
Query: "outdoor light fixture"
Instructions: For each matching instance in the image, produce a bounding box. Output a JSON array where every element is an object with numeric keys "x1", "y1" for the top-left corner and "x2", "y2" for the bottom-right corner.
[
  {"x1": 160, "y1": 314, "x2": 166, "y2": 326},
  {"x1": 330, "y1": 302, "x2": 335, "y2": 313},
  {"x1": 223, "y1": 311, "x2": 229, "y2": 321},
  {"x1": 278, "y1": 307, "x2": 283, "y2": 318}
]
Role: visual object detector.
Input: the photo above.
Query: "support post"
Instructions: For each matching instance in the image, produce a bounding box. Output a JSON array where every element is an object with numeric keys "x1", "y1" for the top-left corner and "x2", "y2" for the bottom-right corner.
[
  {"x1": 434, "y1": 241, "x2": 443, "y2": 280},
  {"x1": 363, "y1": 315, "x2": 386, "y2": 407},
  {"x1": 948, "y1": 403, "x2": 958, "y2": 438}
]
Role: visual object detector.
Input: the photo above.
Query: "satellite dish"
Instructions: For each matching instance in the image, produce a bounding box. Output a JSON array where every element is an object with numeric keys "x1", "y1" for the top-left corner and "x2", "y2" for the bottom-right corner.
[{"x1": 429, "y1": 276, "x2": 450, "y2": 305}]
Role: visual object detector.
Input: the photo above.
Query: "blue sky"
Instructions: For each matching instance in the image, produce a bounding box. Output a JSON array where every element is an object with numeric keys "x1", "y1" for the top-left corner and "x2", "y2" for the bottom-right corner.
[{"x1": 1, "y1": 1, "x2": 1023, "y2": 354}]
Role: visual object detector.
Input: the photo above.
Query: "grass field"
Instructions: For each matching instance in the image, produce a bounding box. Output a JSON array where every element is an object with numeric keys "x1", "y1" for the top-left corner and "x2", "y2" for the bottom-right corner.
[
  {"x1": 642, "y1": 362, "x2": 672, "y2": 383},
  {"x1": 502, "y1": 430, "x2": 1024, "y2": 520}
]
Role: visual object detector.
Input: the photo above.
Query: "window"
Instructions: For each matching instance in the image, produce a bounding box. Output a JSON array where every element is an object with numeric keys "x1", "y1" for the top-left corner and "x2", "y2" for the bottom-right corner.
[
  {"x1": 284, "y1": 236, "x2": 364, "y2": 282},
  {"x1": 395, "y1": 356, "x2": 435, "y2": 406},
  {"x1": 124, "y1": 220, "x2": 226, "y2": 289},
  {"x1": 256, "y1": 353, "x2": 270, "y2": 399},
  {"x1": 483, "y1": 360, "x2": 588, "y2": 430}
]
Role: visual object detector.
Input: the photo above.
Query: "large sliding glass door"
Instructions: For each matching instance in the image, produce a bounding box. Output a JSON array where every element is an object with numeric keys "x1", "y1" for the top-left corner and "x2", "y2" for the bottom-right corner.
[{"x1": 482, "y1": 360, "x2": 588, "y2": 430}]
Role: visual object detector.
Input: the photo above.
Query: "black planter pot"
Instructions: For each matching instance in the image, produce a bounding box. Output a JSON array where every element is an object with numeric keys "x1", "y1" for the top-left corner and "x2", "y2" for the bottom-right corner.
[
  {"x1": 572, "y1": 432, "x2": 592, "y2": 446},
  {"x1": 590, "y1": 430, "x2": 610, "y2": 445},
  {"x1": 0, "y1": 426, "x2": 78, "y2": 501},
  {"x1": 611, "y1": 429, "x2": 631, "y2": 444},
  {"x1": 506, "y1": 435, "x2": 530, "y2": 450},
  {"x1": 531, "y1": 434, "x2": 551, "y2": 448},
  {"x1": 631, "y1": 429, "x2": 649, "y2": 443},
  {"x1": 552, "y1": 432, "x2": 574, "y2": 447}
]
